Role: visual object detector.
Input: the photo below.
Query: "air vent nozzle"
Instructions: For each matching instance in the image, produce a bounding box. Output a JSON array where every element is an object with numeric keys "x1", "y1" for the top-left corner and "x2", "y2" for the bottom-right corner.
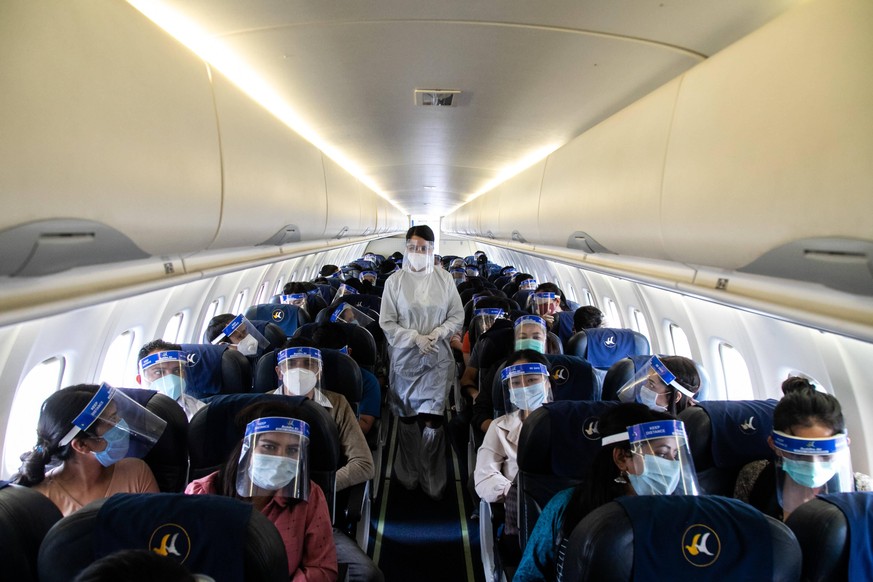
[{"x1": 414, "y1": 89, "x2": 461, "y2": 107}]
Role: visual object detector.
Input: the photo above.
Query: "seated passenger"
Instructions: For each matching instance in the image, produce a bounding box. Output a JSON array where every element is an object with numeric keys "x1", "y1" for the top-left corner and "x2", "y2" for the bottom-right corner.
[
  {"x1": 514, "y1": 403, "x2": 698, "y2": 582},
  {"x1": 205, "y1": 313, "x2": 269, "y2": 358},
  {"x1": 72, "y1": 549, "x2": 198, "y2": 582},
  {"x1": 136, "y1": 340, "x2": 205, "y2": 420},
  {"x1": 15, "y1": 384, "x2": 162, "y2": 516},
  {"x1": 532, "y1": 283, "x2": 573, "y2": 347},
  {"x1": 735, "y1": 378, "x2": 868, "y2": 521},
  {"x1": 270, "y1": 343, "x2": 375, "y2": 491},
  {"x1": 616, "y1": 355, "x2": 701, "y2": 415},
  {"x1": 311, "y1": 322, "x2": 381, "y2": 436},
  {"x1": 185, "y1": 401, "x2": 337, "y2": 581},
  {"x1": 572, "y1": 306, "x2": 604, "y2": 333},
  {"x1": 474, "y1": 351, "x2": 551, "y2": 559}
]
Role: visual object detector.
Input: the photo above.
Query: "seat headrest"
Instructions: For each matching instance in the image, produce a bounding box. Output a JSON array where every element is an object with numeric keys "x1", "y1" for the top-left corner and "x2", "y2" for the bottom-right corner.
[
  {"x1": 564, "y1": 496, "x2": 800, "y2": 581},
  {"x1": 0, "y1": 484, "x2": 63, "y2": 581},
  {"x1": 245, "y1": 304, "x2": 303, "y2": 336},
  {"x1": 685, "y1": 400, "x2": 777, "y2": 469},
  {"x1": 581, "y1": 328, "x2": 649, "y2": 368},
  {"x1": 178, "y1": 344, "x2": 230, "y2": 399},
  {"x1": 545, "y1": 354, "x2": 599, "y2": 402},
  {"x1": 37, "y1": 494, "x2": 288, "y2": 582}
]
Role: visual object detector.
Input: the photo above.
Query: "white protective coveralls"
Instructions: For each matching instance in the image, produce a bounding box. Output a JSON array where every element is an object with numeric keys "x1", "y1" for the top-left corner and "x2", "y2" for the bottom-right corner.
[{"x1": 379, "y1": 261, "x2": 464, "y2": 497}]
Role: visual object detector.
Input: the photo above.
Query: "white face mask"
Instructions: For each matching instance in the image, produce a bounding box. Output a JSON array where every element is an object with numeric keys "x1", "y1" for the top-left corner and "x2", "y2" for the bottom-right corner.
[
  {"x1": 282, "y1": 368, "x2": 318, "y2": 396},
  {"x1": 407, "y1": 253, "x2": 430, "y2": 271},
  {"x1": 236, "y1": 334, "x2": 259, "y2": 356},
  {"x1": 250, "y1": 453, "x2": 298, "y2": 491}
]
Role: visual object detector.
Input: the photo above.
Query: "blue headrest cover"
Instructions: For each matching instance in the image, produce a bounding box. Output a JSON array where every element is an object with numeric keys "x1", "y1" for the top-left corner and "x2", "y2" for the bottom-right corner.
[
  {"x1": 615, "y1": 495, "x2": 772, "y2": 580},
  {"x1": 553, "y1": 311, "x2": 575, "y2": 346},
  {"x1": 179, "y1": 344, "x2": 227, "y2": 399},
  {"x1": 96, "y1": 493, "x2": 251, "y2": 581},
  {"x1": 247, "y1": 305, "x2": 300, "y2": 336},
  {"x1": 545, "y1": 354, "x2": 597, "y2": 402},
  {"x1": 543, "y1": 400, "x2": 619, "y2": 478},
  {"x1": 584, "y1": 328, "x2": 640, "y2": 368},
  {"x1": 697, "y1": 400, "x2": 777, "y2": 468},
  {"x1": 819, "y1": 492, "x2": 873, "y2": 579}
]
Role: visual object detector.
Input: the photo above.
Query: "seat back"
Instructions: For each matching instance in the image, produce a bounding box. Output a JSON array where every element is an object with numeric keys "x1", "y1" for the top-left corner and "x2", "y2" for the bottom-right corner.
[
  {"x1": 679, "y1": 400, "x2": 777, "y2": 496},
  {"x1": 117, "y1": 389, "x2": 189, "y2": 492},
  {"x1": 330, "y1": 293, "x2": 382, "y2": 314},
  {"x1": 601, "y1": 357, "x2": 636, "y2": 401},
  {"x1": 569, "y1": 328, "x2": 650, "y2": 385},
  {"x1": 187, "y1": 394, "x2": 341, "y2": 519},
  {"x1": 245, "y1": 304, "x2": 307, "y2": 337},
  {"x1": 179, "y1": 343, "x2": 251, "y2": 398},
  {"x1": 250, "y1": 320, "x2": 286, "y2": 353},
  {"x1": 37, "y1": 493, "x2": 288, "y2": 582},
  {"x1": 0, "y1": 484, "x2": 63, "y2": 582},
  {"x1": 785, "y1": 492, "x2": 873, "y2": 581},
  {"x1": 491, "y1": 355, "x2": 598, "y2": 417},
  {"x1": 562, "y1": 496, "x2": 800, "y2": 582},
  {"x1": 251, "y1": 348, "x2": 362, "y2": 406},
  {"x1": 516, "y1": 400, "x2": 619, "y2": 549}
]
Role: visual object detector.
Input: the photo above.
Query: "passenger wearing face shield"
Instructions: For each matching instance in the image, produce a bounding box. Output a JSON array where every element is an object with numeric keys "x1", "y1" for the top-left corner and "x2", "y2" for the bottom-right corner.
[
  {"x1": 136, "y1": 340, "x2": 205, "y2": 420},
  {"x1": 514, "y1": 403, "x2": 698, "y2": 582},
  {"x1": 616, "y1": 355, "x2": 701, "y2": 415},
  {"x1": 379, "y1": 225, "x2": 464, "y2": 500},
  {"x1": 735, "y1": 379, "x2": 869, "y2": 522}
]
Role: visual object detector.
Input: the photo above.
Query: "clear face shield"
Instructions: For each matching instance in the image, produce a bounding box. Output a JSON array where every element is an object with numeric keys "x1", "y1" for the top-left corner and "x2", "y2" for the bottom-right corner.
[
  {"x1": 277, "y1": 347, "x2": 323, "y2": 398},
  {"x1": 336, "y1": 283, "x2": 359, "y2": 298},
  {"x1": 138, "y1": 350, "x2": 188, "y2": 400},
  {"x1": 59, "y1": 383, "x2": 167, "y2": 466},
  {"x1": 606, "y1": 420, "x2": 700, "y2": 496},
  {"x1": 473, "y1": 308, "x2": 507, "y2": 335},
  {"x1": 280, "y1": 293, "x2": 308, "y2": 312},
  {"x1": 341, "y1": 266, "x2": 361, "y2": 281},
  {"x1": 236, "y1": 417, "x2": 310, "y2": 501},
  {"x1": 616, "y1": 356, "x2": 696, "y2": 411},
  {"x1": 450, "y1": 258, "x2": 466, "y2": 270},
  {"x1": 362, "y1": 253, "x2": 378, "y2": 264},
  {"x1": 502, "y1": 363, "x2": 552, "y2": 415},
  {"x1": 450, "y1": 268, "x2": 467, "y2": 286},
  {"x1": 533, "y1": 292, "x2": 558, "y2": 316},
  {"x1": 330, "y1": 302, "x2": 375, "y2": 327},
  {"x1": 466, "y1": 266, "x2": 480, "y2": 278},
  {"x1": 359, "y1": 271, "x2": 378, "y2": 285},
  {"x1": 403, "y1": 239, "x2": 435, "y2": 274},
  {"x1": 519, "y1": 278, "x2": 538, "y2": 292},
  {"x1": 514, "y1": 315, "x2": 547, "y2": 353},
  {"x1": 772, "y1": 431, "x2": 853, "y2": 515},
  {"x1": 210, "y1": 314, "x2": 269, "y2": 357}
]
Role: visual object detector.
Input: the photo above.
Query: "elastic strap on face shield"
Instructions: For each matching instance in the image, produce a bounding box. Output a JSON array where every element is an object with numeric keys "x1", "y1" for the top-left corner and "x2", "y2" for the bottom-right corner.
[
  {"x1": 650, "y1": 355, "x2": 696, "y2": 398},
  {"x1": 59, "y1": 383, "x2": 114, "y2": 446},
  {"x1": 211, "y1": 314, "x2": 245, "y2": 345},
  {"x1": 602, "y1": 432, "x2": 630, "y2": 446}
]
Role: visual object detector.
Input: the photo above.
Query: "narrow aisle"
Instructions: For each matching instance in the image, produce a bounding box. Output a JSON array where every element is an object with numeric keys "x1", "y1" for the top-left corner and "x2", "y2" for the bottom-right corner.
[{"x1": 369, "y1": 414, "x2": 485, "y2": 582}]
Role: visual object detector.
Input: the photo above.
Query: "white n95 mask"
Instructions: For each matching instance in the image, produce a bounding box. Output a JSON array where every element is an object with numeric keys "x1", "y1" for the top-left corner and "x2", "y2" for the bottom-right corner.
[
  {"x1": 407, "y1": 253, "x2": 430, "y2": 271},
  {"x1": 236, "y1": 334, "x2": 260, "y2": 356},
  {"x1": 282, "y1": 368, "x2": 318, "y2": 396}
]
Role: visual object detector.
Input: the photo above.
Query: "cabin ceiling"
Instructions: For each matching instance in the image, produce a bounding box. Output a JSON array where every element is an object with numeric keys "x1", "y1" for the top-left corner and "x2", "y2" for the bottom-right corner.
[{"x1": 152, "y1": 0, "x2": 802, "y2": 216}]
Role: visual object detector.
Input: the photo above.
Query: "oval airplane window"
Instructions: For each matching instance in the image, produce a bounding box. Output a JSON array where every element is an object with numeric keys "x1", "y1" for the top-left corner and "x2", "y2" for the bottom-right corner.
[
  {"x1": 231, "y1": 290, "x2": 249, "y2": 315},
  {"x1": 255, "y1": 282, "x2": 269, "y2": 304},
  {"x1": 631, "y1": 308, "x2": 651, "y2": 345},
  {"x1": 668, "y1": 322, "x2": 693, "y2": 359},
  {"x1": 199, "y1": 298, "x2": 224, "y2": 342},
  {"x1": 274, "y1": 277, "x2": 285, "y2": 296},
  {"x1": 100, "y1": 329, "x2": 138, "y2": 387},
  {"x1": 719, "y1": 342, "x2": 754, "y2": 400},
  {"x1": 3, "y1": 356, "x2": 66, "y2": 478},
  {"x1": 583, "y1": 289, "x2": 595, "y2": 307},
  {"x1": 603, "y1": 297, "x2": 621, "y2": 327},
  {"x1": 163, "y1": 312, "x2": 186, "y2": 344}
]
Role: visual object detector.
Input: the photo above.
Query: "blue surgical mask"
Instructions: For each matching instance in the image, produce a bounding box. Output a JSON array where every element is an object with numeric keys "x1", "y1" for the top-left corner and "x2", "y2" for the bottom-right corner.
[
  {"x1": 782, "y1": 457, "x2": 837, "y2": 488},
  {"x1": 150, "y1": 374, "x2": 186, "y2": 400},
  {"x1": 637, "y1": 385, "x2": 668, "y2": 412},
  {"x1": 515, "y1": 338, "x2": 545, "y2": 353},
  {"x1": 250, "y1": 453, "x2": 298, "y2": 491},
  {"x1": 509, "y1": 382, "x2": 548, "y2": 411},
  {"x1": 92, "y1": 419, "x2": 130, "y2": 467},
  {"x1": 628, "y1": 454, "x2": 681, "y2": 496}
]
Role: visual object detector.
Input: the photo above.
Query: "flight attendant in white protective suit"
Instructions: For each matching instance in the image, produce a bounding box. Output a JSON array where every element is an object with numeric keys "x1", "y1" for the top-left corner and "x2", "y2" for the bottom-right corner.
[{"x1": 380, "y1": 225, "x2": 464, "y2": 499}]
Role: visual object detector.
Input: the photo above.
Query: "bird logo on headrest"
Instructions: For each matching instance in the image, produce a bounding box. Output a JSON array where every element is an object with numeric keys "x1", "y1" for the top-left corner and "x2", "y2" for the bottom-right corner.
[
  {"x1": 739, "y1": 416, "x2": 757, "y2": 435},
  {"x1": 682, "y1": 524, "x2": 720, "y2": 567},
  {"x1": 583, "y1": 418, "x2": 600, "y2": 441},
  {"x1": 185, "y1": 353, "x2": 199, "y2": 367},
  {"x1": 272, "y1": 309, "x2": 285, "y2": 322},
  {"x1": 604, "y1": 335, "x2": 616, "y2": 348},
  {"x1": 149, "y1": 524, "x2": 191, "y2": 563},
  {"x1": 551, "y1": 366, "x2": 569, "y2": 384}
]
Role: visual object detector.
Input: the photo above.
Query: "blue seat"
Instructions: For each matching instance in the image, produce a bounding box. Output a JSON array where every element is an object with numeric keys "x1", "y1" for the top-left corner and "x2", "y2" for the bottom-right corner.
[
  {"x1": 491, "y1": 354, "x2": 598, "y2": 417},
  {"x1": 37, "y1": 493, "x2": 288, "y2": 582},
  {"x1": 179, "y1": 343, "x2": 251, "y2": 398},
  {"x1": 563, "y1": 496, "x2": 800, "y2": 581},
  {"x1": 245, "y1": 304, "x2": 307, "y2": 337},
  {"x1": 567, "y1": 328, "x2": 650, "y2": 386},
  {"x1": 0, "y1": 484, "x2": 63, "y2": 582}
]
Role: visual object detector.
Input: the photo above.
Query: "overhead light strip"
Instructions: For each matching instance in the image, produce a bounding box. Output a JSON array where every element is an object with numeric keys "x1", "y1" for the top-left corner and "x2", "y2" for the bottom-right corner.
[{"x1": 126, "y1": 1, "x2": 407, "y2": 215}]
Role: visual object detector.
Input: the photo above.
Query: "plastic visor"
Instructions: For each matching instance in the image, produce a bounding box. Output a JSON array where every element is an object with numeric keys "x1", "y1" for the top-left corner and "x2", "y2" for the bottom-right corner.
[
  {"x1": 606, "y1": 420, "x2": 699, "y2": 496},
  {"x1": 533, "y1": 292, "x2": 557, "y2": 316},
  {"x1": 210, "y1": 314, "x2": 269, "y2": 350},
  {"x1": 277, "y1": 347, "x2": 323, "y2": 375},
  {"x1": 501, "y1": 363, "x2": 551, "y2": 413},
  {"x1": 236, "y1": 417, "x2": 310, "y2": 501},
  {"x1": 403, "y1": 240, "x2": 435, "y2": 274},
  {"x1": 336, "y1": 283, "x2": 359, "y2": 298},
  {"x1": 277, "y1": 347, "x2": 323, "y2": 397},
  {"x1": 519, "y1": 279, "x2": 538, "y2": 291},
  {"x1": 450, "y1": 268, "x2": 466, "y2": 281},
  {"x1": 138, "y1": 350, "x2": 186, "y2": 387},
  {"x1": 330, "y1": 303, "x2": 375, "y2": 327},
  {"x1": 773, "y1": 431, "x2": 853, "y2": 509},
  {"x1": 514, "y1": 315, "x2": 547, "y2": 349},
  {"x1": 473, "y1": 308, "x2": 506, "y2": 334},
  {"x1": 616, "y1": 355, "x2": 696, "y2": 409},
  {"x1": 466, "y1": 267, "x2": 480, "y2": 277},
  {"x1": 359, "y1": 271, "x2": 378, "y2": 283},
  {"x1": 58, "y1": 383, "x2": 167, "y2": 459},
  {"x1": 280, "y1": 294, "x2": 308, "y2": 310}
]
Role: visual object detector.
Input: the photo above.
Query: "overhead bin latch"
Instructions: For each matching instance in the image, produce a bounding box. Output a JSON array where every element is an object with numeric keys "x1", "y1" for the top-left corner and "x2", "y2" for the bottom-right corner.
[
  {"x1": 258, "y1": 224, "x2": 301, "y2": 246},
  {"x1": 566, "y1": 231, "x2": 614, "y2": 254}
]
